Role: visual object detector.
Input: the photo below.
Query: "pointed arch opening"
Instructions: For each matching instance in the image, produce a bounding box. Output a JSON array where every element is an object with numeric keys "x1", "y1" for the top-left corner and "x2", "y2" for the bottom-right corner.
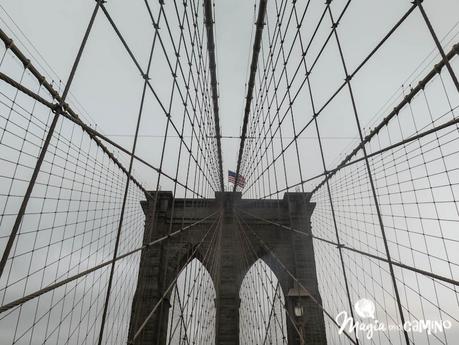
[
  {"x1": 166, "y1": 258, "x2": 216, "y2": 345},
  {"x1": 239, "y1": 259, "x2": 288, "y2": 345}
]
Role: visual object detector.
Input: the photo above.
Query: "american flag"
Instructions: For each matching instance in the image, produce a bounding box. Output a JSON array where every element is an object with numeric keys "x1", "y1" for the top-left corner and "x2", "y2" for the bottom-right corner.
[{"x1": 228, "y1": 170, "x2": 246, "y2": 188}]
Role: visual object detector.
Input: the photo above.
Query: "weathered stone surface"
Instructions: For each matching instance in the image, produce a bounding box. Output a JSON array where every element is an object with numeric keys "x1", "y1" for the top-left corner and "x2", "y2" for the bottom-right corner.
[{"x1": 128, "y1": 192, "x2": 326, "y2": 345}]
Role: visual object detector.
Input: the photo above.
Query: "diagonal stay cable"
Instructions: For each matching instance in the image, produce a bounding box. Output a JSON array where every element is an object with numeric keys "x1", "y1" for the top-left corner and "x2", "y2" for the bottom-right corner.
[
  {"x1": 204, "y1": 0, "x2": 224, "y2": 191},
  {"x1": 0, "y1": 4, "x2": 101, "y2": 281},
  {"x1": 96, "y1": 5, "x2": 170, "y2": 340},
  {"x1": 128, "y1": 211, "x2": 222, "y2": 344},
  {"x1": 240, "y1": 104, "x2": 459, "y2": 205},
  {"x1": 100, "y1": 2, "x2": 219, "y2": 192},
  {"x1": 235, "y1": 210, "x2": 358, "y2": 345},
  {"x1": 0, "y1": 211, "x2": 218, "y2": 314},
  {"x1": 236, "y1": 213, "x2": 306, "y2": 344},
  {"x1": 0, "y1": 28, "x2": 151, "y2": 195},
  {"x1": 237, "y1": 208, "x2": 459, "y2": 287},
  {"x1": 167, "y1": 208, "x2": 221, "y2": 344},
  {"x1": 311, "y1": 42, "x2": 459, "y2": 196},
  {"x1": 241, "y1": 4, "x2": 421, "y2": 193},
  {"x1": 233, "y1": 0, "x2": 268, "y2": 192},
  {"x1": 243, "y1": 42, "x2": 459, "y2": 197},
  {"x1": 0, "y1": 70, "x2": 205, "y2": 198}
]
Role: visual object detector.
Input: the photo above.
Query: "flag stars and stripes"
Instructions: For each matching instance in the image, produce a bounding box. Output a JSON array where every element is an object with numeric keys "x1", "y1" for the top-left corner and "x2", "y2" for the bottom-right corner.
[{"x1": 228, "y1": 170, "x2": 246, "y2": 188}]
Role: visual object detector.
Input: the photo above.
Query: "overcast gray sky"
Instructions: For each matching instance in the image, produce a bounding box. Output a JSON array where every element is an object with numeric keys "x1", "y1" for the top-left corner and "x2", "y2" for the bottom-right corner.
[{"x1": 2, "y1": 0, "x2": 457, "y2": 192}]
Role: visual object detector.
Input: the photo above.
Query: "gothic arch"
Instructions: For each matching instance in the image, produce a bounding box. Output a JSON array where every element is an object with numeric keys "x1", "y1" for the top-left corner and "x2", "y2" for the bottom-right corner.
[
  {"x1": 239, "y1": 259, "x2": 289, "y2": 345},
  {"x1": 129, "y1": 191, "x2": 327, "y2": 345},
  {"x1": 166, "y1": 258, "x2": 216, "y2": 345}
]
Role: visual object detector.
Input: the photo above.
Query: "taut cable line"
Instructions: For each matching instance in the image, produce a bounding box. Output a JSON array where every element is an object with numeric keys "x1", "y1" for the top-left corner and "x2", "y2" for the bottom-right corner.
[
  {"x1": 234, "y1": 0, "x2": 268, "y2": 192},
  {"x1": 204, "y1": 0, "x2": 224, "y2": 191}
]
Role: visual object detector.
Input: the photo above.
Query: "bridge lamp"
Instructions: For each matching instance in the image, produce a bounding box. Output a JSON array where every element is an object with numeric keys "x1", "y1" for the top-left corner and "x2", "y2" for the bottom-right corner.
[
  {"x1": 287, "y1": 285, "x2": 311, "y2": 318},
  {"x1": 294, "y1": 303, "x2": 304, "y2": 317},
  {"x1": 288, "y1": 285, "x2": 311, "y2": 345}
]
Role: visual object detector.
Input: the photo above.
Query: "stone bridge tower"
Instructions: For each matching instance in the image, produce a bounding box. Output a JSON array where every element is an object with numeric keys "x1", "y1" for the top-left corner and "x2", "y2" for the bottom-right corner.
[{"x1": 128, "y1": 192, "x2": 327, "y2": 345}]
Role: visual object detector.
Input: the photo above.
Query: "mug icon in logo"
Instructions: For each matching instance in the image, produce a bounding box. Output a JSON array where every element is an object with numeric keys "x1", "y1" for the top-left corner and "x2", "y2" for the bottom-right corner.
[{"x1": 354, "y1": 298, "x2": 375, "y2": 319}]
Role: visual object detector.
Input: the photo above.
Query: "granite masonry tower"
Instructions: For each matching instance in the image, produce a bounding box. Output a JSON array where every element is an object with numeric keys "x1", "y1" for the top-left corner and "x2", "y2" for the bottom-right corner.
[{"x1": 128, "y1": 192, "x2": 326, "y2": 345}]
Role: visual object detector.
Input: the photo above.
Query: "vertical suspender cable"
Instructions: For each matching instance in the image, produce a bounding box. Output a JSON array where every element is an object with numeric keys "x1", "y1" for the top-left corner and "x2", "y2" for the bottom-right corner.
[
  {"x1": 204, "y1": 0, "x2": 224, "y2": 191},
  {"x1": 233, "y1": 0, "x2": 268, "y2": 192}
]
